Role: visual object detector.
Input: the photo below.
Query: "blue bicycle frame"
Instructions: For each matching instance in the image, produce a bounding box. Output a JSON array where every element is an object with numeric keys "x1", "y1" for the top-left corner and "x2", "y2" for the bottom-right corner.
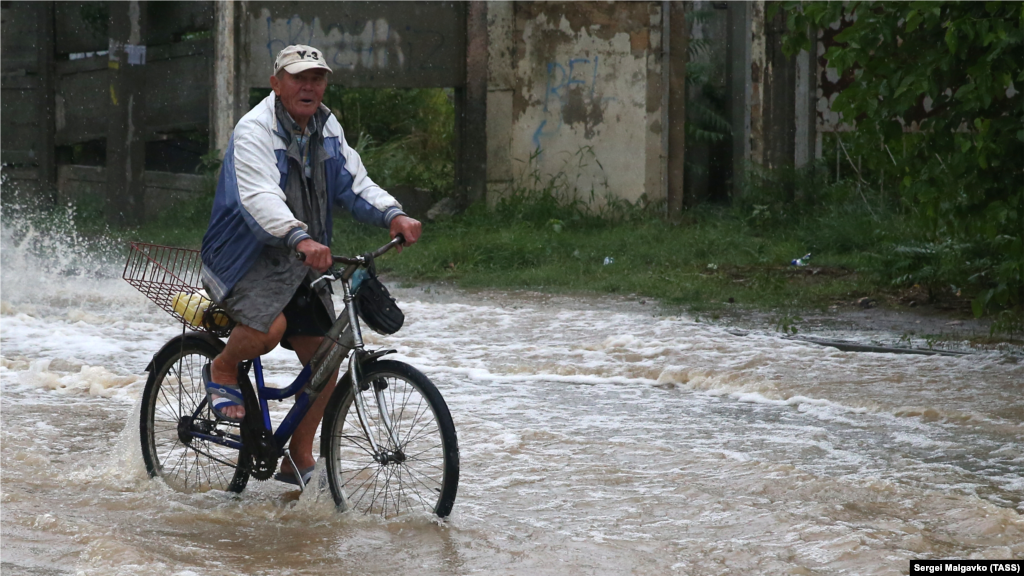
[
  {"x1": 186, "y1": 296, "x2": 361, "y2": 453},
  {"x1": 186, "y1": 358, "x2": 327, "y2": 449},
  {"x1": 181, "y1": 235, "x2": 405, "y2": 461}
]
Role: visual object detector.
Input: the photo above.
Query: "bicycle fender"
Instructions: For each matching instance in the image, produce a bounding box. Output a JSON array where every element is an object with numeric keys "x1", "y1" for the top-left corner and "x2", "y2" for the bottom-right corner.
[
  {"x1": 145, "y1": 331, "x2": 224, "y2": 372},
  {"x1": 356, "y1": 348, "x2": 397, "y2": 366}
]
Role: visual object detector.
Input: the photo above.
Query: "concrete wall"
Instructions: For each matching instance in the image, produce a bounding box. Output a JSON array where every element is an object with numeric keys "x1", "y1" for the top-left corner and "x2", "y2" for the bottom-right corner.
[
  {"x1": 56, "y1": 165, "x2": 207, "y2": 221},
  {"x1": 487, "y1": 2, "x2": 666, "y2": 207},
  {"x1": 3, "y1": 1, "x2": 834, "y2": 219}
]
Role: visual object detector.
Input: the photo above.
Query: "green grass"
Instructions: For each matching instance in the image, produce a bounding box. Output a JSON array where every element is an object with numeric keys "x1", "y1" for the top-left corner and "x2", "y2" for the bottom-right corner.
[
  {"x1": 5, "y1": 165, "x2": 1006, "y2": 329},
  {"x1": 328, "y1": 201, "x2": 889, "y2": 316}
]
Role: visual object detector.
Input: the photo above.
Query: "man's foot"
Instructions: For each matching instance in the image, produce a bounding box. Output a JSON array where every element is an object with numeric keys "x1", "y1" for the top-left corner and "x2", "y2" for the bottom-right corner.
[
  {"x1": 274, "y1": 463, "x2": 316, "y2": 487},
  {"x1": 202, "y1": 364, "x2": 245, "y2": 422}
]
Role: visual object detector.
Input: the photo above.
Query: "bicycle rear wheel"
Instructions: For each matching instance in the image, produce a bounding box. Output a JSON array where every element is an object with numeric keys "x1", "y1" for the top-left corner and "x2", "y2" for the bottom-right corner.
[
  {"x1": 140, "y1": 335, "x2": 250, "y2": 493},
  {"x1": 321, "y1": 360, "x2": 459, "y2": 518}
]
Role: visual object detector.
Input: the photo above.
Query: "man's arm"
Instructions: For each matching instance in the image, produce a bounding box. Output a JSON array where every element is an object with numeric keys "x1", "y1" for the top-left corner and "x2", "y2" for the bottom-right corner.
[
  {"x1": 232, "y1": 122, "x2": 310, "y2": 250},
  {"x1": 324, "y1": 120, "x2": 408, "y2": 228}
]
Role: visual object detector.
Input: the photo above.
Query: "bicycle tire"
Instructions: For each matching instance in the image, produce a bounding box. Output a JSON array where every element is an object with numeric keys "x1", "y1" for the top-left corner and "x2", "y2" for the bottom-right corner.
[
  {"x1": 140, "y1": 335, "x2": 250, "y2": 493},
  {"x1": 321, "y1": 360, "x2": 459, "y2": 518}
]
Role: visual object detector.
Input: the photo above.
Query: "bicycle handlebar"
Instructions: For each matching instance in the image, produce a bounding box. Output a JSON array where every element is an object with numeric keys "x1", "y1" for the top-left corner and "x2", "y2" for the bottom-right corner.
[{"x1": 294, "y1": 233, "x2": 406, "y2": 265}]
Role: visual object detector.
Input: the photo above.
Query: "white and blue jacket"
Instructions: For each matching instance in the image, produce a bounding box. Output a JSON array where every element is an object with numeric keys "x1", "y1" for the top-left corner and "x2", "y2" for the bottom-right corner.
[{"x1": 201, "y1": 93, "x2": 405, "y2": 302}]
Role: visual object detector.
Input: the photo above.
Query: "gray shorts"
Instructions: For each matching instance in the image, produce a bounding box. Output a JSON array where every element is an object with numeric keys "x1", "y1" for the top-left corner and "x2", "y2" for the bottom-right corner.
[{"x1": 212, "y1": 245, "x2": 335, "y2": 333}]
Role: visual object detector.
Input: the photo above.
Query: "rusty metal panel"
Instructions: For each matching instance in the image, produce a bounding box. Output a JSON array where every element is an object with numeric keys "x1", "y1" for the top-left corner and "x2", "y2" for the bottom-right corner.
[
  {"x1": 1, "y1": 79, "x2": 43, "y2": 126},
  {"x1": 55, "y1": 2, "x2": 214, "y2": 55},
  {"x1": 145, "y1": 49, "x2": 211, "y2": 133},
  {"x1": 55, "y1": 62, "x2": 108, "y2": 145},
  {"x1": 1, "y1": 132, "x2": 42, "y2": 165},
  {"x1": 55, "y1": 40, "x2": 211, "y2": 145},
  {"x1": 1, "y1": 86, "x2": 42, "y2": 163},
  {"x1": 246, "y1": 1, "x2": 465, "y2": 88},
  {"x1": 2, "y1": 2, "x2": 41, "y2": 73},
  {"x1": 0, "y1": 0, "x2": 42, "y2": 168},
  {"x1": 0, "y1": 74, "x2": 43, "y2": 90}
]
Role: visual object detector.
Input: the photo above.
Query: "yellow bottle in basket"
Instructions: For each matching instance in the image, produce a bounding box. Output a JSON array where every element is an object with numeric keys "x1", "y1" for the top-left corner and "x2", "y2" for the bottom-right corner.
[{"x1": 171, "y1": 292, "x2": 212, "y2": 327}]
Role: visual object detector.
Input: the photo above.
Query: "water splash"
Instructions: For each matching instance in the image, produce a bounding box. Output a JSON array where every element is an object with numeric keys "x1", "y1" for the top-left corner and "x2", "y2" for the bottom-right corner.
[{"x1": 1, "y1": 201, "x2": 144, "y2": 315}]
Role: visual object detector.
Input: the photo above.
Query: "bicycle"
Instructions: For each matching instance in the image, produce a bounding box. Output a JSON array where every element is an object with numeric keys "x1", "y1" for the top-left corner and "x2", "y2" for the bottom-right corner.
[{"x1": 125, "y1": 236, "x2": 459, "y2": 519}]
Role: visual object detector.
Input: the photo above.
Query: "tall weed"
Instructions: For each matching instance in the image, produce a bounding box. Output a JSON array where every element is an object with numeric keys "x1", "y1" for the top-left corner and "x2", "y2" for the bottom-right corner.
[{"x1": 324, "y1": 87, "x2": 454, "y2": 196}]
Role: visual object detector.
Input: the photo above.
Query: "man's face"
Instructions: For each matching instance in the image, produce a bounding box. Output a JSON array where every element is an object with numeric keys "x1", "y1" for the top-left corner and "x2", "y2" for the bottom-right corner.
[{"x1": 270, "y1": 69, "x2": 328, "y2": 125}]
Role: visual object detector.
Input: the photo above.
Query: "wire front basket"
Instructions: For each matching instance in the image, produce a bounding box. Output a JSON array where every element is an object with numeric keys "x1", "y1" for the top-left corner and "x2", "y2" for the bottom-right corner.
[{"x1": 123, "y1": 242, "x2": 234, "y2": 336}]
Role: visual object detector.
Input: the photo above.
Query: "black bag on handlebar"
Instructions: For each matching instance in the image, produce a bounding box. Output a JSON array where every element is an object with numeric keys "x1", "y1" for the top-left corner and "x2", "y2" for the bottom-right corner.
[{"x1": 353, "y1": 252, "x2": 404, "y2": 335}]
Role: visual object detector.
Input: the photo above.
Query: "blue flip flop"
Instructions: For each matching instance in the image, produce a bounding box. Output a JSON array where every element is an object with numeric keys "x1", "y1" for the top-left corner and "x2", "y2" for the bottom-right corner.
[
  {"x1": 202, "y1": 364, "x2": 245, "y2": 423},
  {"x1": 274, "y1": 464, "x2": 315, "y2": 487}
]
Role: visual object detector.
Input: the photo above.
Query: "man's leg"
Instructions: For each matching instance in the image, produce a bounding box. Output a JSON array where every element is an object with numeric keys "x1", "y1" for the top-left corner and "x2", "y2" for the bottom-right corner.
[
  {"x1": 209, "y1": 314, "x2": 287, "y2": 420},
  {"x1": 281, "y1": 335, "x2": 338, "y2": 472}
]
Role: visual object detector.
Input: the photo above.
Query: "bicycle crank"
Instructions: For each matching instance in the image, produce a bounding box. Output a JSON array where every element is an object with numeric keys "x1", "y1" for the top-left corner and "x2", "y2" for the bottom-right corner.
[{"x1": 236, "y1": 362, "x2": 280, "y2": 480}]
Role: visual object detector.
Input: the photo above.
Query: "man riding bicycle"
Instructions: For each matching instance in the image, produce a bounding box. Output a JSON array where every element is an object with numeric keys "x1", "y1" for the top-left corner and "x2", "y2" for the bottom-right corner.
[{"x1": 200, "y1": 44, "x2": 422, "y2": 486}]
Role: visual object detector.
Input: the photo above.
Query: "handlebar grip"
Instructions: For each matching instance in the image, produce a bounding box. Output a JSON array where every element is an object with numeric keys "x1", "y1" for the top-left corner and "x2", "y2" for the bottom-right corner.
[{"x1": 294, "y1": 251, "x2": 306, "y2": 261}]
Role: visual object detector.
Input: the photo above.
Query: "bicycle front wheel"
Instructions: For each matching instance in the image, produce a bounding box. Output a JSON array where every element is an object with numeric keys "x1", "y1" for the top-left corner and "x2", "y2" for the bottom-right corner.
[
  {"x1": 321, "y1": 360, "x2": 459, "y2": 518},
  {"x1": 140, "y1": 335, "x2": 250, "y2": 493}
]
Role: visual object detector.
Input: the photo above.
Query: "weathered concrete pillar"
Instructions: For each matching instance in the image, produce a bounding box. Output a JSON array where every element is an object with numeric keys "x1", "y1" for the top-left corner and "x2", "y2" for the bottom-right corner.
[
  {"x1": 37, "y1": 1, "x2": 57, "y2": 203},
  {"x1": 748, "y1": 0, "x2": 766, "y2": 168},
  {"x1": 235, "y1": 1, "x2": 251, "y2": 122},
  {"x1": 666, "y1": 1, "x2": 687, "y2": 216},
  {"x1": 456, "y1": 1, "x2": 488, "y2": 206},
  {"x1": 105, "y1": 0, "x2": 148, "y2": 226},
  {"x1": 726, "y1": 2, "x2": 751, "y2": 197},
  {"x1": 486, "y1": 1, "x2": 514, "y2": 203},
  {"x1": 764, "y1": 3, "x2": 795, "y2": 173},
  {"x1": 726, "y1": 2, "x2": 816, "y2": 200},
  {"x1": 213, "y1": 1, "x2": 236, "y2": 156},
  {"x1": 793, "y1": 40, "x2": 817, "y2": 170}
]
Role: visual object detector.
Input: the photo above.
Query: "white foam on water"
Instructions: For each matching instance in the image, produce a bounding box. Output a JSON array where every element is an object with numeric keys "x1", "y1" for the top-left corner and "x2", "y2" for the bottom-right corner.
[{"x1": 8, "y1": 358, "x2": 142, "y2": 399}]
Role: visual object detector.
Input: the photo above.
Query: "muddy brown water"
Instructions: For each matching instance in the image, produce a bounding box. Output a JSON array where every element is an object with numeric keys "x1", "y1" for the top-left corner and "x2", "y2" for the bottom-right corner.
[{"x1": 2, "y1": 239, "x2": 1022, "y2": 575}]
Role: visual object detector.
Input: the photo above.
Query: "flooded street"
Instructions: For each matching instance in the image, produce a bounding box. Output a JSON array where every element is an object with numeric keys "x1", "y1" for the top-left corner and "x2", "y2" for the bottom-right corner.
[{"x1": 2, "y1": 230, "x2": 1022, "y2": 576}]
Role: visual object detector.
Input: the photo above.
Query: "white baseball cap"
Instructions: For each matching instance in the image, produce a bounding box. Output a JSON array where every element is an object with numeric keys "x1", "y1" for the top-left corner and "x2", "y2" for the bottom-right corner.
[{"x1": 274, "y1": 45, "x2": 332, "y2": 75}]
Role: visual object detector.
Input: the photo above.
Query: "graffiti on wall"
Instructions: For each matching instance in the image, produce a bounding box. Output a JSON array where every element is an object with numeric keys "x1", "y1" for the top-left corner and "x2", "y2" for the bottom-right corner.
[
  {"x1": 263, "y1": 15, "x2": 448, "y2": 73},
  {"x1": 533, "y1": 55, "x2": 614, "y2": 152},
  {"x1": 266, "y1": 16, "x2": 404, "y2": 70}
]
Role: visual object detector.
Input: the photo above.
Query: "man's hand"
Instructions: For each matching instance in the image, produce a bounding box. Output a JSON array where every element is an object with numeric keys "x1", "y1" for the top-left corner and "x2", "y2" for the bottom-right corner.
[
  {"x1": 296, "y1": 238, "x2": 332, "y2": 273},
  {"x1": 389, "y1": 215, "x2": 422, "y2": 253}
]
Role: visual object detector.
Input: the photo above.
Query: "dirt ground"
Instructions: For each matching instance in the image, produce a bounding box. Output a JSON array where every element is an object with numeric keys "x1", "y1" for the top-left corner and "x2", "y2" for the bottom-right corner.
[
  {"x1": 709, "y1": 291, "x2": 1024, "y2": 357},
  {"x1": 712, "y1": 267, "x2": 1022, "y2": 355}
]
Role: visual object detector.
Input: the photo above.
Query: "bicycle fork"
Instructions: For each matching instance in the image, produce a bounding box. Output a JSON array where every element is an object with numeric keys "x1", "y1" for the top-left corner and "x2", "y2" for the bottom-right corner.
[
  {"x1": 347, "y1": 354, "x2": 404, "y2": 461},
  {"x1": 338, "y1": 277, "x2": 404, "y2": 462}
]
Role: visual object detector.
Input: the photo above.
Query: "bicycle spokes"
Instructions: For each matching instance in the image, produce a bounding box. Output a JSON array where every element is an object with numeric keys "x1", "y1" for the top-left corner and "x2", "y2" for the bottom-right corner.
[{"x1": 328, "y1": 364, "x2": 455, "y2": 518}]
